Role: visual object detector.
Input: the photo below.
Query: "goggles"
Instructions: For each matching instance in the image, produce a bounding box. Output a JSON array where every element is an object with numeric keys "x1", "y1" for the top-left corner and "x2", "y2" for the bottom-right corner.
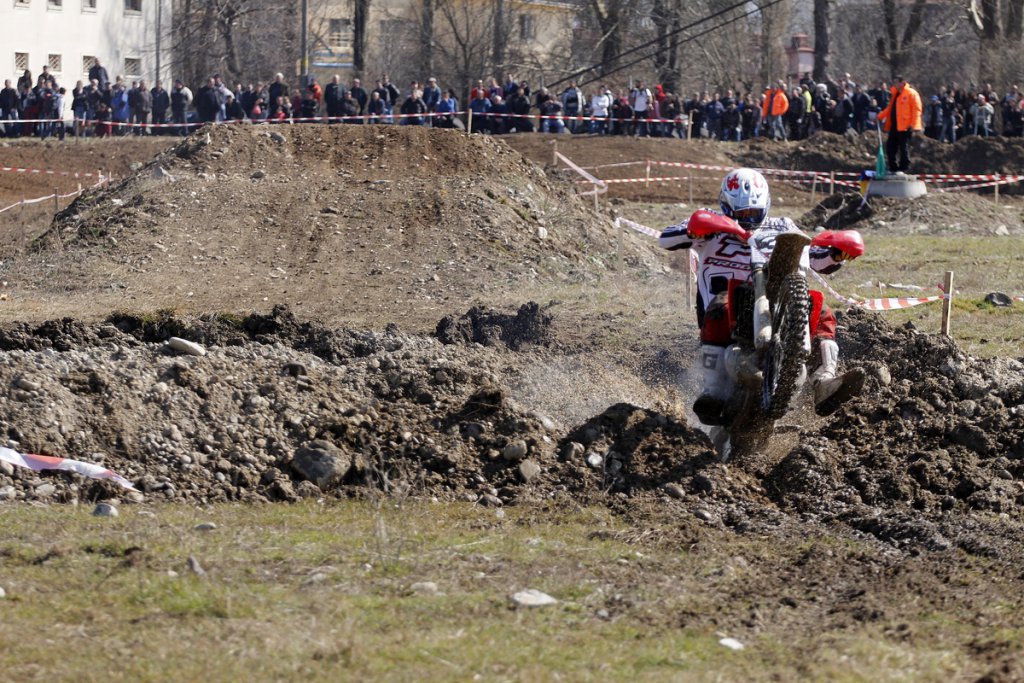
[{"x1": 731, "y1": 207, "x2": 766, "y2": 226}]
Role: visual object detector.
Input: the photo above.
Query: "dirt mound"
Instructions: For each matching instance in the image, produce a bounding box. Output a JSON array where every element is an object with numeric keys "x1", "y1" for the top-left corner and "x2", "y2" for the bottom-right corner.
[
  {"x1": 434, "y1": 301, "x2": 552, "y2": 349},
  {"x1": 3, "y1": 125, "x2": 662, "y2": 327},
  {"x1": 800, "y1": 190, "x2": 1024, "y2": 234}
]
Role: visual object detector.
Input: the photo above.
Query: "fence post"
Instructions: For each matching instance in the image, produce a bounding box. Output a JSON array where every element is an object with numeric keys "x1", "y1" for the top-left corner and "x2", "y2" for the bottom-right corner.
[
  {"x1": 810, "y1": 175, "x2": 817, "y2": 205},
  {"x1": 53, "y1": 187, "x2": 58, "y2": 212},
  {"x1": 685, "y1": 249, "x2": 693, "y2": 313},
  {"x1": 552, "y1": 139, "x2": 558, "y2": 165},
  {"x1": 829, "y1": 171, "x2": 835, "y2": 195},
  {"x1": 688, "y1": 174, "x2": 693, "y2": 205},
  {"x1": 994, "y1": 180, "x2": 1000, "y2": 204},
  {"x1": 941, "y1": 270, "x2": 954, "y2": 336},
  {"x1": 466, "y1": 108, "x2": 473, "y2": 137},
  {"x1": 645, "y1": 159, "x2": 651, "y2": 189}
]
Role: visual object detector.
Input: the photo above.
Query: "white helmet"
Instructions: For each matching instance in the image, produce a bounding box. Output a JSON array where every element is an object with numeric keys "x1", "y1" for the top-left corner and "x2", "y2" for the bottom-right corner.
[{"x1": 720, "y1": 168, "x2": 770, "y2": 229}]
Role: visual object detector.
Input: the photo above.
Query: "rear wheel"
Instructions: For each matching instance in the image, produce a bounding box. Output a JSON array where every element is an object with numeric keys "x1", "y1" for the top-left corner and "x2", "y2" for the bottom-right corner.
[{"x1": 762, "y1": 273, "x2": 810, "y2": 419}]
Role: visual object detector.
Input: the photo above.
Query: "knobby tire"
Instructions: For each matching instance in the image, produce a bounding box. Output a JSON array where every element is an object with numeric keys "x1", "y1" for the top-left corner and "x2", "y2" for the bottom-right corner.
[{"x1": 762, "y1": 273, "x2": 810, "y2": 419}]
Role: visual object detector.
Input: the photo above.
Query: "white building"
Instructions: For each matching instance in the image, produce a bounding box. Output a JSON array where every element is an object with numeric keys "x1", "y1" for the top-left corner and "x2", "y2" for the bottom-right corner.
[{"x1": 1, "y1": 0, "x2": 172, "y2": 88}]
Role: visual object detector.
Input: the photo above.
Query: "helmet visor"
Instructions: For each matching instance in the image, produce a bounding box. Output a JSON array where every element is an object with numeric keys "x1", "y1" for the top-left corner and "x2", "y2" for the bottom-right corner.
[{"x1": 731, "y1": 207, "x2": 766, "y2": 228}]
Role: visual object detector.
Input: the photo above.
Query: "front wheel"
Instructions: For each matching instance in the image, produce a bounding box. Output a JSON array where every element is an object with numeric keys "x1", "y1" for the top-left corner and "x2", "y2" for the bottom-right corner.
[{"x1": 762, "y1": 273, "x2": 810, "y2": 419}]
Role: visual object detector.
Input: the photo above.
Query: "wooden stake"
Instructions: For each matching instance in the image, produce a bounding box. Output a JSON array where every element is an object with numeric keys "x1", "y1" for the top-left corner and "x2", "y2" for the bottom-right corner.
[
  {"x1": 645, "y1": 159, "x2": 651, "y2": 189},
  {"x1": 552, "y1": 139, "x2": 558, "y2": 165},
  {"x1": 829, "y1": 171, "x2": 835, "y2": 195},
  {"x1": 53, "y1": 187, "x2": 59, "y2": 212},
  {"x1": 688, "y1": 174, "x2": 693, "y2": 205},
  {"x1": 810, "y1": 175, "x2": 817, "y2": 205},
  {"x1": 685, "y1": 249, "x2": 694, "y2": 314},
  {"x1": 994, "y1": 181, "x2": 1000, "y2": 204},
  {"x1": 466, "y1": 108, "x2": 473, "y2": 137},
  {"x1": 941, "y1": 270, "x2": 954, "y2": 336}
]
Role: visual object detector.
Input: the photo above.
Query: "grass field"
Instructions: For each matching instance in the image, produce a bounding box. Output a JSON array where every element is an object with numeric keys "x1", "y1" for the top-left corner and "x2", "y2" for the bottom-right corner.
[{"x1": 0, "y1": 501, "x2": 1011, "y2": 682}]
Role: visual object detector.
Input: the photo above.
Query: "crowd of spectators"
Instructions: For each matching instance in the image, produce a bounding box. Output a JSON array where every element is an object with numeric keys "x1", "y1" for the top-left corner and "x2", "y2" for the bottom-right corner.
[{"x1": 4, "y1": 63, "x2": 1024, "y2": 144}]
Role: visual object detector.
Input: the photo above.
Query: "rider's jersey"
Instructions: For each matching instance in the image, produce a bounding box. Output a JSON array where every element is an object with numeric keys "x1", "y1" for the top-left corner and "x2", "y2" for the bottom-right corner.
[{"x1": 659, "y1": 211, "x2": 844, "y2": 310}]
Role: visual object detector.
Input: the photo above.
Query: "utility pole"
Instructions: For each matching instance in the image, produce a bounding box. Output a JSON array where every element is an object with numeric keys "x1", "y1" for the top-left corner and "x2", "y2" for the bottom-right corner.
[
  {"x1": 155, "y1": 0, "x2": 162, "y2": 83},
  {"x1": 300, "y1": 0, "x2": 310, "y2": 87}
]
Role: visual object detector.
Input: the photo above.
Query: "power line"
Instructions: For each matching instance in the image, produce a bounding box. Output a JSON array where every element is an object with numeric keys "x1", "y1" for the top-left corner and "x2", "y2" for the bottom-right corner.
[
  {"x1": 573, "y1": 0, "x2": 786, "y2": 90},
  {"x1": 551, "y1": 0, "x2": 756, "y2": 90}
]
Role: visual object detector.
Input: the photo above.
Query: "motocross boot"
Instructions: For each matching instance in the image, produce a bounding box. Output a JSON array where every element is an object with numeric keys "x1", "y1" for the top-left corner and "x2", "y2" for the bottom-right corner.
[
  {"x1": 812, "y1": 339, "x2": 866, "y2": 416},
  {"x1": 693, "y1": 345, "x2": 730, "y2": 426}
]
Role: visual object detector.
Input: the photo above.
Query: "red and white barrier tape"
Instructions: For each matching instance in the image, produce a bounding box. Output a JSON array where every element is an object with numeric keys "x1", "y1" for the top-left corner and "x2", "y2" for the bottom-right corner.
[
  {"x1": 937, "y1": 175, "x2": 1024, "y2": 192},
  {"x1": 555, "y1": 151, "x2": 606, "y2": 196},
  {"x1": 580, "y1": 176, "x2": 691, "y2": 185},
  {"x1": 1, "y1": 166, "x2": 101, "y2": 178},
  {"x1": 9, "y1": 110, "x2": 463, "y2": 129},
  {"x1": 615, "y1": 217, "x2": 698, "y2": 274},
  {"x1": 0, "y1": 445, "x2": 135, "y2": 490}
]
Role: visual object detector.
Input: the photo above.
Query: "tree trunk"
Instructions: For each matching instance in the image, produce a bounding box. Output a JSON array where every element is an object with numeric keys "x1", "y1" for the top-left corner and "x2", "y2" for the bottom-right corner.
[
  {"x1": 812, "y1": 0, "x2": 830, "y2": 82},
  {"x1": 492, "y1": 0, "x2": 505, "y2": 73},
  {"x1": 589, "y1": 0, "x2": 623, "y2": 77},
  {"x1": 353, "y1": 0, "x2": 371, "y2": 76},
  {"x1": 1008, "y1": 0, "x2": 1024, "y2": 41},
  {"x1": 875, "y1": 0, "x2": 927, "y2": 79},
  {"x1": 421, "y1": 0, "x2": 434, "y2": 76}
]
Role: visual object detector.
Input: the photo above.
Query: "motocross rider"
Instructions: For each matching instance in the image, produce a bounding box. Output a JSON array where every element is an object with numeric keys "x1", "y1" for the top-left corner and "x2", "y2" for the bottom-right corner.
[{"x1": 659, "y1": 167, "x2": 865, "y2": 425}]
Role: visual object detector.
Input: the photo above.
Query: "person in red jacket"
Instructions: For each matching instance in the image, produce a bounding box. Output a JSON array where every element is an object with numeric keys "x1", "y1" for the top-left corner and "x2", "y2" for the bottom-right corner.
[
  {"x1": 876, "y1": 75, "x2": 923, "y2": 173},
  {"x1": 761, "y1": 80, "x2": 790, "y2": 140}
]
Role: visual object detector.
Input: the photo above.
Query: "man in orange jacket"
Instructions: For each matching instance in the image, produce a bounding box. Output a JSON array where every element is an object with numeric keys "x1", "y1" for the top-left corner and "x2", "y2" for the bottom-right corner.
[
  {"x1": 761, "y1": 79, "x2": 789, "y2": 140},
  {"x1": 876, "y1": 74, "x2": 923, "y2": 173}
]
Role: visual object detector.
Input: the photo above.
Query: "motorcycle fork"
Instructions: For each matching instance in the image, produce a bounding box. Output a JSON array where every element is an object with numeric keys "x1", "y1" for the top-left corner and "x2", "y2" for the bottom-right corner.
[{"x1": 752, "y1": 265, "x2": 772, "y2": 349}]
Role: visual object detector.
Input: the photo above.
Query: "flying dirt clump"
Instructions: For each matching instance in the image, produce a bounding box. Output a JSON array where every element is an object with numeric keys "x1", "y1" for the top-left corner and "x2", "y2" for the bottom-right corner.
[{"x1": 434, "y1": 302, "x2": 552, "y2": 350}]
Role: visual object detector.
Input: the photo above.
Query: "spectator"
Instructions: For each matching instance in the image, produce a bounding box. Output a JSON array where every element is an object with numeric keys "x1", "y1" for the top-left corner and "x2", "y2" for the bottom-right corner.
[
  {"x1": 470, "y1": 79, "x2": 488, "y2": 101},
  {"x1": 344, "y1": 90, "x2": 364, "y2": 122},
  {"x1": 307, "y1": 77, "x2": 323, "y2": 112},
  {"x1": 851, "y1": 85, "x2": 870, "y2": 133},
  {"x1": 971, "y1": 94, "x2": 994, "y2": 137},
  {"x1": 469, "y1": 89, "x2": 491, "y2": 133},
  {"x1": 324, "y1": 75, "x2": 345, "y2": 122},
  {"x1": 877, "y1": 74, "x2": 923, "y2": 173},
  {"x1": 539, "y1": 96, "x2": 565, "y2": 134},
  {"x1": 422, "y1": 77, "x2": 442, "y2": 115},
  {"x1": 300, "y1": 85, "x2": 319, "y2": 119},
  {"x1": 399, "y1": 88, "x2": 427, "y2": 125},
  {"x1": 484, "y1": 95, "x2": 504, "y2": 133},
  {"x1": 630, "y1": 80, "x2": 652, "y2": 137},
  {"x1": 110, "y1": 80, "x2": 130, "y2": 135},
  {"x1": 762, "y1": 80, "x2": 789, "y2": 140},
  {"x1": 268, "y1": 95, "x2": 290, "y2": 122},
  {"x1": 363, "y1": 90, "x2": 384, "y2": 124},
  {"x1": 610, "y1": 93, "x2": 632, "y2": 135},
  {"x1": 704, "y1": 93, "x2": 723, "y2": 139},
  {"x1": 560, "y1": 82, "x2": 582, "y2": 132},
  {"x1": 588, "y1": 86, "x2": 611, "y2": 134},
  {"x1": 349, "y1": 78, "x2": 368, "y2": 114},
  {"x1": 721, "y1": 100, "x2": 740, "y2": 141},
  {"x1": 88, "y1": 59, "x2": 109, "y2": 91},
  {"x1": 503, "y1": 73, "x2": 518, "y2": 99},
  {"x1": 268, "y1": 74, "x2": 287, "y2": 112},
  {"x1": 134, "y1": 80, "x2": 152, "y2": 135},
  {"x1": 508, "y1": 87, "x2": 532, "y2": 132},
  {"x1": 151, "y1": 80, "x2": 169, "y2": 132},
  {"x1": 225, "y1": 94, "x2": 246, "y2": 121},
  {"x1": 434, "y1": 89, "x2": 456, "y2": 128},
  {"x1": 786, "y1": 87, "x2": 803, "y2": 139},
  {"x1": 170, "y1": 79, "x2": 192, "y2": 136},
  {"x1": 379, "y1": 74, "x2": 401, "y2": 119},
  {"x1": 195, "y1": 78, "x2": 220, "y2": 123},
  {"x1": 71, "y1": 80, "x2": 87, "y2": 137},
  {"x1": 924, "y1": 95, "x2": 942, "y2": 139}
]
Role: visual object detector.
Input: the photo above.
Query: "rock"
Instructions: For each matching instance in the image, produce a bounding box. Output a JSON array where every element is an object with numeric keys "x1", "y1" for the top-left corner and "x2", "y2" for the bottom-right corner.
[
  {"x1": 199, "y1": 133, "x2": 212, "y2": 146},
  {"x1": 692, "y1": 473, "x2": 715, "y2": 495},
  {"x1": 695, "y1": 509, "x2": 716, "y2": 522},
  {"x1": 536, "y1": 226, "x2": 548, "y2": 239},
  {"x1": 151, "y1": 166, "x2": 175, "y2": 181},
  {"x1": 985, "y1": 292, "x2": 1012, "y2": 306},
  {"x1": 518, "y1": 459, "x2": 542, "y2": 483},
  {"x1": 194, "y1": 522, "x2": 217, "y2": 532},
  {"x1": 586, "y1": 452, "x2": 604, "y2": 469},
  {"x1": 662, "y1": 483, "x2": 686, "y2": 500},
  {"x1": 719, "y1": 637, "x2": 744, "y2": 651},
  {"x1": 502, "y1": 440, "x2": 528, "y2": 461},
  {"x1": 35, "y1": 483, "x2": 57, "y2": 498},
  {"x1": 410, "y1": 581, "x2": 439, "y2": 594},
  {"x1": 480, "y1": 493, "x2": 504, "y2": 507},
  {"x1": 291, "y1": 440, "x2": 350, "y2": 489},
  {"x1": 321, "y1": 206, "x2": 340, "y2": 215},
  {"x1": 0, "y1": 486, "x2": 15, "y2": 501},
  {"x1": 0, "y1": 586, "x2": 5, "y2": 598},
  {"x1": 92, "y1": 503, "x2": 119, "y2": 517},
  {"x1": 166, "y1": 337, "x2": 207, "y2": 357},
  {"x1": 186, "y1": 555, "x2": 206, "y2": 576},
  {"x1": 994, "y1": 225, "x2": 1010, "y2": 236},
  {"x1": 563, "y1": 442, "x2": 585, "y2": 459},
  {"x1": 129, "y1": 161, "x2": 144, "y2": 171},
  {"x1": 251, "y1": 170, "x2": 266, "y2": 179},
  {"x1": 269, "y1": 131, "x2": 286, "y2": 144},
  {"x1": 0, "y1": 460, "x2": 13, "y2": 476},
  {"x1": 511, "y1": 589, "x2": 558, "y2": 608},
  {"x1": 15, "y1": 377, "x2": 40, "y2": 392}
]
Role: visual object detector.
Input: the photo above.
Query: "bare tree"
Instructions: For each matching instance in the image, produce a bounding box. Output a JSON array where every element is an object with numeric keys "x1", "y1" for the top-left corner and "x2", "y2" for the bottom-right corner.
[
  {"x1": 589, "y1": 0, "x2": 625, "y2": 76},
  {"x1": 876, "y1": 0, "x2": 928, "y2": 78},
  {"x1": 353, "y1": 0, "x2": 372, "y2": 76},
  {"x1": 813, "y1": 0, "x2": 831, "y2": 82},
  {"x1": 652, "y1": 0, "x2": 682, "y2": 93},
  {"x1": 968, "y1": 0, "x2": 1024, "y2": 82}
]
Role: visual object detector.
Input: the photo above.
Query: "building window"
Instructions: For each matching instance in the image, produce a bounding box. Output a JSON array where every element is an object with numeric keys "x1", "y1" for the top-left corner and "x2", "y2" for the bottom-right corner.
[
  {"x1": 82, "y1": 0, "x2": 96, "y2": 11},
  {"x1": 15, "y1": 53, "x2": 29, "y2": 73},
  {"x1": 518, "y1": 14, "x2": 535, "y2": 41},
  {"x1": 48, "y1": 0, "x2": 62, "y2": 9},
  {"x1": 124, "y1": 57, "x2": 141, "y2": 77},
  {"x1": 14, "y1": 0, "x2": 30, "y2": 7},
  {"x1": 124, "y1": 0, "x2": 140, "y2": 13},
  {"x1": 328, "y1": 18, "x2": 352, "y2": 49},
  {"x1": 82, "y1": 55, "x2": 97, "y2": 76},
  {"x1": 48, "y1": 54, "x2": 62, "y2": 74}
]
